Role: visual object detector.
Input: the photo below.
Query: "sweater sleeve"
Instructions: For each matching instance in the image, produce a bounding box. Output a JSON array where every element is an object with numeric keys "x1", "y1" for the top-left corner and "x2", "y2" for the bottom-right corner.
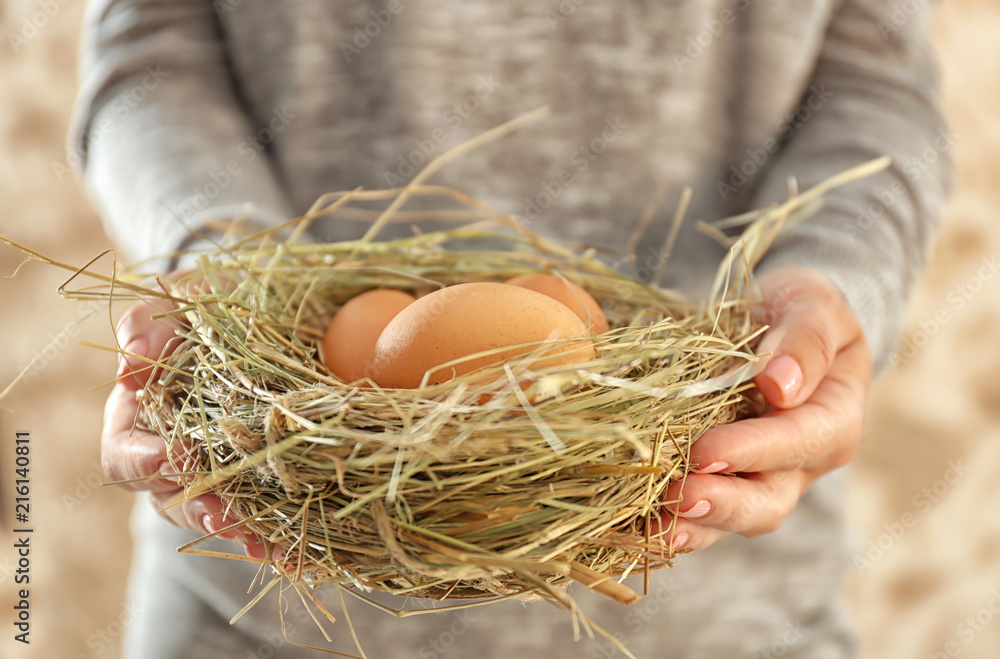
[
  {"x1": 69, "y1": 0, "x2": 296, "y2": 273},
  {"x1": 750, "y1": 0, "x2": 953, "y2": 375}
]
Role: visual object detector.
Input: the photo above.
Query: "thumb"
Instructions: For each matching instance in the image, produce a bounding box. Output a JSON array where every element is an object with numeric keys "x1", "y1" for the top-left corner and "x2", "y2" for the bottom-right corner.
[
  {"x1": 753, "y1": 267, "x2": 863, "y2": 408},
  {"x1": 116, "y1": 299, "x2": 184, "y2": 391}
]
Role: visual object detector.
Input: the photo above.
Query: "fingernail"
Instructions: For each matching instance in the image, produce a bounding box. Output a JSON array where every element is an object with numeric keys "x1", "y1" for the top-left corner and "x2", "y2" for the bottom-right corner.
[
  {"x1": 692, "y1": 461, "x2": 729, "y2": 475},
  {"x1": 240, "y1": 535, "x2": 270, "y2": 560},
  {"x1": 201, "y1": 514, "x2": 216, "y2": 535},
  {"x1": 678, "y1": 500, "x2": 712, "y2": 519},
  {"x1": 216, "y1": 516, "x2": 240, "y2": 540},
  {"x1": 670, "y1": 531, "x2": 690, "y2": 550},
  {"x1": 117, "y1": 338, "x2": 147, "y2": 377},
  {"x1": 157, "y1": 461, "x2": 178, "y2": 485},
  {"x1": 764, "y1": 355, "x2": 802, "y2": 402}
]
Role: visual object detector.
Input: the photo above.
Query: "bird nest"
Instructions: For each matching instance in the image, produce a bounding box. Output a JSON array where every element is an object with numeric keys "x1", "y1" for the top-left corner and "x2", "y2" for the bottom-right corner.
[{"x1": 141, "y1": 221, "x2": 758, "y2": 606}]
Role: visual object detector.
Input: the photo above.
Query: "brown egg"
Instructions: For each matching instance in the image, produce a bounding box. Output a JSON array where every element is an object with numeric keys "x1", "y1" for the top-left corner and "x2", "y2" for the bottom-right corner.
[
  {"x1": 370, "y1": 282, "x2": 595, "y2": 388},
  {"x1": 506, "y1": 273, "x2": 610, "y2": 335},
  {"x1": 323, "y1": 289, "x2": 416, "y2": 383}
]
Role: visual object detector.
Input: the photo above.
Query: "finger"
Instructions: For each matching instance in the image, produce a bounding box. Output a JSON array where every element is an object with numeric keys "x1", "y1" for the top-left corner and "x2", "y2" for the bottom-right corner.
[
  {"x1": 753, "y1": 267, "x2": 864, "y2": 408},
  {"x1": 115, "y1": 299, "x2": 185, "y2": 391},
  {"x1": 663, "y1": 471, "x2": 807, "y2": 538},
  {"x1": 149, "y1": 491, "x2": 236, "y2": 539},
  {"x1": 668, "y1": 519, "x2": 732, "y2": 552},
  {"x1": 241, "y1": 534, "x2": 274, "y2": 561},
  {"x1": 690, "y1": 339, "x2": 869, "y2": 474},
  {"x1": 645, "y1": 509, "x2": 731, "y2": 552},
  {"x1": 102, "y1": 384, "x2": 177, "y2": 492},
  {"x1": 147, "y1": 492, "x2": 274, "y2": 559}
]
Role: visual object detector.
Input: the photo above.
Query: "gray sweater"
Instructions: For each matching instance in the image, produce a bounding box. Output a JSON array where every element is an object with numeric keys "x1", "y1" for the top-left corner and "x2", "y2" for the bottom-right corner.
[{"x1": 71, "y1": 1, "x2": 950, "y2": 657}]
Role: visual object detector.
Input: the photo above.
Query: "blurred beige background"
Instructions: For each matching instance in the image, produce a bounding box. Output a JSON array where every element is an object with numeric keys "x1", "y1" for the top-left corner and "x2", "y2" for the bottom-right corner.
[{"x1": 0, "y1": 1, "x2": 997, "y2": 658}]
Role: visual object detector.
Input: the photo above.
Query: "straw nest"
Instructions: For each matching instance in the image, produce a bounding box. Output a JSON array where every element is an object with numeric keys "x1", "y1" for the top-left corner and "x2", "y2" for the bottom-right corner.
[
  {"x1": 122, "y1": 153, "x2": 889, "y2": 614},
  {"x1": 141, "y1": 221, "x2": 756, "y2": 607}
]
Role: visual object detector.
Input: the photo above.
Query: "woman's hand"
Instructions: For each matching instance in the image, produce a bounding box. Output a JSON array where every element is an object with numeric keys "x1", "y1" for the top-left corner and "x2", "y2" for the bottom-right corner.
[
  {"x1": 103, "y1": 296, "x2": 271, "y2": 560},
  {"x1": 662, "y1": 266, "x2": 871, "y2": 550}
]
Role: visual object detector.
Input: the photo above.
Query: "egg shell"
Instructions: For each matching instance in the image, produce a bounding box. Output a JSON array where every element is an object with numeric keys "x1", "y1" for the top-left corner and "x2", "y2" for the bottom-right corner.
[
  {"x1": 506, "y1": 273, "x2": 610, "y2": 335},
  {"x1": 323, "y1": 289, "x2": 416, "y2": 383},
  {"x1": 370, "y1": 282, "x2": 596, "y2": 388}
]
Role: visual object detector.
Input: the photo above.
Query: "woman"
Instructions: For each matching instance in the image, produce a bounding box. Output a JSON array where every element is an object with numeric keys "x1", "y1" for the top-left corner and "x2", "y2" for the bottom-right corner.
[{"x1": 72, "y1": 1, "x2": 950, "y2": 656}]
